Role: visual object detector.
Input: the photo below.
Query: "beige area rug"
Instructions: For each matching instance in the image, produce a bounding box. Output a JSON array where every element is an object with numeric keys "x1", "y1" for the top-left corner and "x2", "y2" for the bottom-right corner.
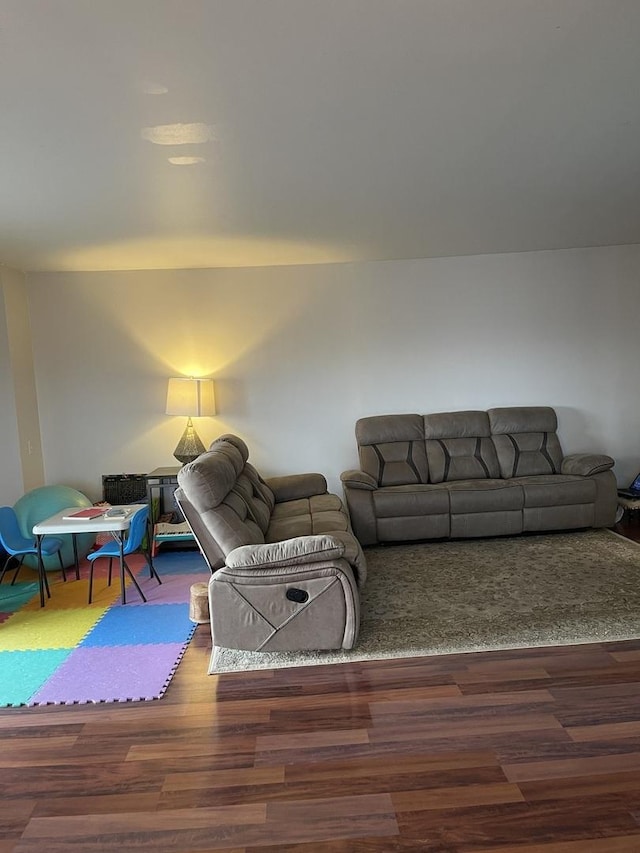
[{"x1": 209, "y1": 529, "x2": 640, "y2": 673}]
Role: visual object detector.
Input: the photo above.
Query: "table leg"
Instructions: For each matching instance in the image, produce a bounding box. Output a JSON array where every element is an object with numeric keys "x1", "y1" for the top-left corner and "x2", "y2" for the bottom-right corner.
[
  {"x1": 72, "y1": 533, "x2": 79, "y2": 580},
  {"x1": 35, "y1": 535, "x2": 44, "y2": 607},
  {"x1": 35, "y1": 535, "x2": 50, "y2": 607}
]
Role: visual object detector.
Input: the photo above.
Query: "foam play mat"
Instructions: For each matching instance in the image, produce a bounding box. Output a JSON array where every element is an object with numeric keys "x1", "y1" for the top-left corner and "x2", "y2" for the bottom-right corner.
[{"x1": 0, "y1": 550, "x2": 209, "y2": 707}]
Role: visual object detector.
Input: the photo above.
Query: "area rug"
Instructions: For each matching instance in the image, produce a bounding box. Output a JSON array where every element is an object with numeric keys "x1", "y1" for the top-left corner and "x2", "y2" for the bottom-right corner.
[
  {"x1": 210, "y1": 529, "x2": 640, "y2": 673},
  {"x1": 0, "y1": 549, "x2": 209, "y2": 707}
]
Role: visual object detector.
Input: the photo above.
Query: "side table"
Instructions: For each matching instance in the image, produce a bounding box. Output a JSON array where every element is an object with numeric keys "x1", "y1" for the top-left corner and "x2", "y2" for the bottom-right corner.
[
  {"x1": 145, "y1": 467, "x2": 195, "y2": 558},
  {"x1": 618, "y1": 494, "x2": 640, "y2": 518}
]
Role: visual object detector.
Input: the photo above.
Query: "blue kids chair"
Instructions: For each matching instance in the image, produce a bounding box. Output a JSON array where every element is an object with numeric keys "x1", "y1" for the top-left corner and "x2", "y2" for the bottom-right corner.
[
  {"x1": 0, "y1": 506, "x2": 65, "y2": 595},
  {"x1": 86, "y1": 505, "x2": 161, "y2": 604}
]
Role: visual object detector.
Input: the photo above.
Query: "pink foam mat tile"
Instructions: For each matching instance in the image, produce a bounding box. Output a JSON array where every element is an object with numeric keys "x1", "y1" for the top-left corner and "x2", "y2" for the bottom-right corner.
[{"x1": 122, "y1": 571, "x2": 209, "y2": 605}]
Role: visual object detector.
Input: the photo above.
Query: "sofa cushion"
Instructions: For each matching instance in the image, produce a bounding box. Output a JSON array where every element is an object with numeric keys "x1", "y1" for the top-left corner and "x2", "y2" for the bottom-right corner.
[
  {"x1": 266, "y1": 494, "x2": 367, "y2": 585},
  {"x1": 271, "y1": 493, "x2": 341, "y2": 519},
  {"x1": 210, "y1": 432, "x2": 251, "y2": 460},
  {"x1": 488, "y1": 407, "x2": 564, "y2": 478},
  {"x1": 356, "y1": 414, "x2": 429, "y2": 486},
  {"x1": 198, "y1": 504, "x2": 265, "y2": 555},
  {"x1": 244, "y1": 462, "x2": 276, "y2": 514},
  {"x1": 180, "y1": 436, "x2": 275, "y2": 535},
  {"x1": 174, "y1": 489, "x2": 227, "y2": 571},
  {"x1": 266, "y1": 473, "x2": 328, "y2": 502},
  {"x1": 372, "y1": 484, "x2": 449, "y2": 518},
  {"x1": 488, "y1": 406, "x2": 558, "y2": 435},
  {"x1": 377, "y1": 514, "x2": 450, "y2": 541},
  {"x1": 226, "y1": 471, "x2": 273, "y2": 534},
  {"x1": 451, "y1": 510, "x2": 523, "y2": 538},
  {"x1": 448, "y1": 480, "x2": 524, "y2": 514},
  {"x1": 424, "y1": 411, "x2": 500, "y2": 483},
  {"x1": 179, "y1": 443, "x2": 246, "y2": 510},
  {"x1": 512, "y1": 475, "x2": 596, "y2": 507},
  {"x1": 178, "y1": 442, "x2": 271, "y2": 550},
  {"x1": 267, "y1": 494, "x2": 349, "y2": 540}
]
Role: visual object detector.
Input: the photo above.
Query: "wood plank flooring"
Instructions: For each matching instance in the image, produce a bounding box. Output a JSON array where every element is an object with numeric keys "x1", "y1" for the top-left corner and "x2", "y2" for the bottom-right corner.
[{"x1": 2, "y1": 526, "x2": 640, "y2": 851}]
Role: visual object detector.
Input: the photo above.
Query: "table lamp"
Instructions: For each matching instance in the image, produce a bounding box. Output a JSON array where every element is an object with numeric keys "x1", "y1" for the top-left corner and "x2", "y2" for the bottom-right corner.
[{"x1": 166, "y1": 377, "x2": 216, "y2": 464}]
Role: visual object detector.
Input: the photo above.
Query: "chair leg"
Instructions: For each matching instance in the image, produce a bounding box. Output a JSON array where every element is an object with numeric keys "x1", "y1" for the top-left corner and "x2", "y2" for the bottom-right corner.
[
  {"x1": 108, "y1": 558, "x2": 113, "y2": 586},
  {"x1": 0, "y1": 555, "x2": 13, "y2": 584},
  {"x1": 146, "y1": 555, "x2": 162, "y2": 586},
  {"x1": 11, "y1": 555, "x2": 25, "y2": 585},
  {"x1": 122, "y1": 558, "x2": 147, "y2": 603},
  {"x1": 88, "y1": 559, "x2": 96, "y2": 604},
  {"x1": 143, "y1": 545, "x2": 162, "y2": 586},
  {"x1": 58, "y1": 550, "x2": 67, "y2": 582}
]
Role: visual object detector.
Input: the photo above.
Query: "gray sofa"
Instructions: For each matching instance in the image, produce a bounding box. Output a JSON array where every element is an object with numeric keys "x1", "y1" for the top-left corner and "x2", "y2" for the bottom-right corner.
[
  {"x1": 341, "y1": 407, "x2": 617, "y2": 546},
  {"x1": 175, "y1": 434, "x2": 367, "y2": 659}
]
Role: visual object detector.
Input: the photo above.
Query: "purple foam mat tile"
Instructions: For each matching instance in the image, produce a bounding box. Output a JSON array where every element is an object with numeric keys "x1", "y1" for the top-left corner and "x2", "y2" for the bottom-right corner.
[
  {"x1": 0, "y1": 612, "x2": 11, "y2": 624},
  {"x1": 29, "y1": 641, "x2": 193, "y2": 705},
  {"x1": 124, "y1": 572, "x2": 210, "y2": 605}
]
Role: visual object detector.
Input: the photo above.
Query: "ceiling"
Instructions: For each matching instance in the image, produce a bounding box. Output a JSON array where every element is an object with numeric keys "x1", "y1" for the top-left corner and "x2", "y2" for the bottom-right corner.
[{"x1": 1, "y1": 0, "x2": 639, "y2": 273}]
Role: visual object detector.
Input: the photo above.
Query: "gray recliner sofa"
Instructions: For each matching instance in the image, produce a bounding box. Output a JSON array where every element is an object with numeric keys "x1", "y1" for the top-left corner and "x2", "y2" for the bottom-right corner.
[
  {"x1": 174, "y1": 435, "x2": 367, "y2": 662},
  {"x1": 341, "y1": 407, "x2": 617, "y2": 546}
]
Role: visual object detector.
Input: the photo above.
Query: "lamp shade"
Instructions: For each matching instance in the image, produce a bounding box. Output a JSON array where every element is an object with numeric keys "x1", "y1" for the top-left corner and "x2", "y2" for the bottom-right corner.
[{"x1": 166, "y1": 378, "x2": 216, "y2": 417}]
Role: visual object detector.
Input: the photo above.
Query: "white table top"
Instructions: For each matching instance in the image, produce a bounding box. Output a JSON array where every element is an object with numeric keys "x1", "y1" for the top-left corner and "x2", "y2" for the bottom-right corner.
[{"x1": 33, "y1": 504, "x2": 146, "y2": 535}]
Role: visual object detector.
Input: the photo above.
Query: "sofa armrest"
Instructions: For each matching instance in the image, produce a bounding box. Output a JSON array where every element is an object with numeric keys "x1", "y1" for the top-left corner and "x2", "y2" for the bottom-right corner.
[
  {"x1": 340, "y1": 469, "x2": 377, "y2": 490},
  {"x1": 265, "y1": 473, "x2": 328, "y2": 502},
  {"x1": 226, "y1": 534, "x2": 344, "y2": 570},
  {"x1": 561, "y1": 453, "x2": 615, "y2": 476}
]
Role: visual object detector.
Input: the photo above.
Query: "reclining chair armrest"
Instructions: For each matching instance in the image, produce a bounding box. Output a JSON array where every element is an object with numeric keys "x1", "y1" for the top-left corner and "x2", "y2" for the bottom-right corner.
[
  {"x1": 226, "y1": 534, "x2": 345, "y2": 570},
  {"x1": 341, "y1": 474, "x2": 378, "y2": 546},
  {"x1": 340, "y1": 469, "x2": 377, "y2": 490},
  {"x1": 265, "y1": 473, "x2": 328, "y2": 502},
  {"x1": 561, "y1": 453, "x2": 615, "y2": 477}
]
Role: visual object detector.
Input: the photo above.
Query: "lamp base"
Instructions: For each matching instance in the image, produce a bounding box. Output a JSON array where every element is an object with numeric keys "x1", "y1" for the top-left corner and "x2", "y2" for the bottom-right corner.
[{"x1": 173, "y1": 417, "x2": 207, "y2": 465}]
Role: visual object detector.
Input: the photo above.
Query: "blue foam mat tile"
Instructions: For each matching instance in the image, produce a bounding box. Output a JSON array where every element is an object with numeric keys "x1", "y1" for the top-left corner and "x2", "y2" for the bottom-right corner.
[
  {"x1": 79, "y1": 602, "x2": 193, "y2": 647},
  {"x1": 152, "y1": 551, "x2": 209, "y2": 576}
]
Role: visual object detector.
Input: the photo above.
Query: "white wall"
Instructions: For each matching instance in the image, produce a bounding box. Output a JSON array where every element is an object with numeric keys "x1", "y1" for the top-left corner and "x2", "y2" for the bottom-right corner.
[
  {"x1": 3, "y1": 268, "x2": 45, "y2": 493},
  {"x1": 0, "y1": 278, "x2": 22, "y2": 504},
  {"x1": 0, "y1": 266, "x2": 41, "y2": 504},
  {"x1": 26, "y1": 244, "x2": 640, "y2": 501}
]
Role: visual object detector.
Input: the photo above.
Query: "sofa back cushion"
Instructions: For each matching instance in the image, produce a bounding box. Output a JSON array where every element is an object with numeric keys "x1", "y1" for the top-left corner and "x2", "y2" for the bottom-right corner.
[
  {"x1": 356, "y1": 414, "x2": 429, "y2": 486},
  {"x1": 424, "y1": 411, "x2": 500, "y2": 483},
  {"x1": 488, "y1": 407, "x2": 564, "y2": 478},
  {"x1": 177, "y1": 435, "x2": 274, "y2": 556}
]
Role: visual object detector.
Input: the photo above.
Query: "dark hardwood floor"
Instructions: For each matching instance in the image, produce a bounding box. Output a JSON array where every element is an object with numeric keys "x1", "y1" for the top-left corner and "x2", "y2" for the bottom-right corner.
[{"x1": 2, "y1": 520, "x2": 640, "y2": 851}]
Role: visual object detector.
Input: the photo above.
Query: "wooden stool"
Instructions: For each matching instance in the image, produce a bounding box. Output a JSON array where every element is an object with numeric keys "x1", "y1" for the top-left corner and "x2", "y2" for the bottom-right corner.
[{"x1": 189, "y1": 581, "x2": 210, "y2": 624}]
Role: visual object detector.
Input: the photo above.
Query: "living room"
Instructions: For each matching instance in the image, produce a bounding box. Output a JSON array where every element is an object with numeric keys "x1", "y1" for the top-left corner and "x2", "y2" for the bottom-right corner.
[{"x1": 2, "y1": 1, "x2": 640, "y2": 849}]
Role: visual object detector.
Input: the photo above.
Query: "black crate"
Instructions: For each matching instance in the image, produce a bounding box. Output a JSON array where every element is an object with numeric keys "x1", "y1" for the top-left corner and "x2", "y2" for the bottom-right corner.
[{"x1": 102, "y1": 474, "x2": 148, "y2": 505}]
